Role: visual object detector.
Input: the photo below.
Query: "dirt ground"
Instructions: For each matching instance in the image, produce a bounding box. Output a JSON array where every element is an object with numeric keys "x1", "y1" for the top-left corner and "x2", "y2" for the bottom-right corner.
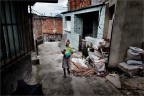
[{"x1": 28, "y1": 42, "x2": 124, "y2": 96}]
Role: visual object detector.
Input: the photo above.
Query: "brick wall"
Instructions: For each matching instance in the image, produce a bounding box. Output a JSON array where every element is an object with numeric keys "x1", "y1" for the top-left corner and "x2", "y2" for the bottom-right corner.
[
  {"x1": 55, "y1": 18, "x2": 63, "y2": 34},
  {"x1": 42, "y1": 17, "x2": 62, "y2": 34},
  {"x1": 69, "y1": 0, "x2": 91, "y2": 11},
  {"x1": 69, "y1": 0, "x2": 106, "y2": 11}
]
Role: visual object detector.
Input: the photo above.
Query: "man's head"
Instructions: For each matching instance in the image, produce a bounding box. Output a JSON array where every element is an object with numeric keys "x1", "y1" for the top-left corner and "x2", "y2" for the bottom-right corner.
[{"x1": 65, "y1": 39, "x2": 70, "y2": 46}]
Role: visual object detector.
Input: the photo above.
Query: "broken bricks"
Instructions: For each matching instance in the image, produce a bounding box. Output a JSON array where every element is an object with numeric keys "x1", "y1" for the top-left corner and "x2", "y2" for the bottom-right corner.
[{"x1": 70, "y1": 58, "x2": 95, "y2": 77}]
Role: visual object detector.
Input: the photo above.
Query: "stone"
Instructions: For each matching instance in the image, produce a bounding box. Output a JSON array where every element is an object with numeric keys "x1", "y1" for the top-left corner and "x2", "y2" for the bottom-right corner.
[
  {"x1": 106, "y1": 73, "x2": 121, "y2": 88},
  {"x1": 118, "y1": 62, "x2": 143, "y2": 77}
]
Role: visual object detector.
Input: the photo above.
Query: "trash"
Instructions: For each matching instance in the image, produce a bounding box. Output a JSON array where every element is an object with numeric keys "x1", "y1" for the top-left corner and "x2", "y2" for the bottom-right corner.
[{"x1": 106, "y1": 73, "x2": 121, "y2": 88}]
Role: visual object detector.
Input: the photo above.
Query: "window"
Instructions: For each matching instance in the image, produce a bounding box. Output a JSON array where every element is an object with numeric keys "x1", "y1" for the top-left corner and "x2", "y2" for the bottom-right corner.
[
  {"x1": 65, "y1": 16, "x2": 71, "y2": 32},
  {"x1": 1, "y1": 1, "x2": 33, "y2": 67}
]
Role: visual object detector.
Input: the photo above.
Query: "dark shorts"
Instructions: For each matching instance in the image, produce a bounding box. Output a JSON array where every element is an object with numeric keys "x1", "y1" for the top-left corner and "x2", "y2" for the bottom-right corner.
[{"x1": 62, "y1": 57, "x2": 70, "y2": 69}]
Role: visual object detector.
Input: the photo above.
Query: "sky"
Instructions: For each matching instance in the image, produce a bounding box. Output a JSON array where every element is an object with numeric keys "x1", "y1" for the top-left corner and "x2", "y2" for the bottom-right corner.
[{"x1": 32, "y1": 0, "x2": 68, "y2": 16}]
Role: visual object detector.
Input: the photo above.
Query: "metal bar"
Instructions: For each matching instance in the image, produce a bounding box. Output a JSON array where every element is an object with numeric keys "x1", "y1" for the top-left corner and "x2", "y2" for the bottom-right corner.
[
  {"x1": 17, "y1": 2, "x2": 25, "y2": 54},
  {"x1": 27, "y1": 6, "x2": 31, "y2": 52},
  {"x1": 30, "y1": 5, "x2": 34, "y2": 51},
  {"x1": 1, "y1": 24, "x2": 7, "y2": 64},
  {"x1": 14, "y1": 2, "x2": 22, "y2": 55},
  {"x1": 2, "y1": 1, "x2": 12, "y2": 60},
  {"x1": 2, "y1": 23, "x2": 19, "y2": 25},
  {"x1": 24, "y1": 5, "x2": 29, "y2": 53},
  {"x1": 22, "y1": 4, "x2": 29, "y2": 53},
  {"x1": 8, "y1": 1, "x2": 17, "y2": 58},
  {"x1": 20, "y1": 2, "x2": 27, "y2": 54}
]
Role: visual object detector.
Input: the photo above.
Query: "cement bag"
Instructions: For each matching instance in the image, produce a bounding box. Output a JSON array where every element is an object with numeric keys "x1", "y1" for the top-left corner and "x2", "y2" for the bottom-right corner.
[
  {"x1": 85, "y1": 36, "x2": 95, "y2": 44},
  {"x1": 127, "y1": 60, "x2": 143, "y2": 65},
  {"x1": 88, "y1": 52, "x2": 100, "y2": 61},
  {"x1": 92, "y1": 39, "x2": 106, "y2": 50},
  {"x1": 125, "y1": 49, "x2": 142, "y2": 61},
  {"x1": 93, "y1": 50, "x2": 103, "y2": 58},
  {"x1": 88, "y1": 48, "x2": 102, "y2": 58},
  {"x1": 129, "y1": 46, "x2": 144, "y2": 54},
  {"x1": 94, "y1": 59, "x2": 106, "y2": 72}
]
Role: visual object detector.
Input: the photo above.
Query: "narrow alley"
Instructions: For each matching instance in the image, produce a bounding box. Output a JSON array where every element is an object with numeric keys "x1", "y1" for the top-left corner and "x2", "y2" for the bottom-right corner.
[
  {"x1": 34, "y1": 42, "x2": 123, "y2": 96},
  {"x1": 1, "y1": 0, "x2": 144, "y2": 95}
]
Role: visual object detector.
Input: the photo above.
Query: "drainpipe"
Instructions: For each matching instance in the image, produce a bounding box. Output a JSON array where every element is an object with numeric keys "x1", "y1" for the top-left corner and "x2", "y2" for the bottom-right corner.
[{"x1": 30, "y1": 5, "x2": 38, "y2": 55}]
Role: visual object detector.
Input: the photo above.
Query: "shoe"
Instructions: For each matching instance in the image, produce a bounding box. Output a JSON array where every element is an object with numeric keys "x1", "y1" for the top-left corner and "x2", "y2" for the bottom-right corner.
[
  {"x1": 63, "y1": 75, "x2": 66, "y2": 78},
  {"x1": 68, "y1": 71, "x2": 70, "y2": 75}
]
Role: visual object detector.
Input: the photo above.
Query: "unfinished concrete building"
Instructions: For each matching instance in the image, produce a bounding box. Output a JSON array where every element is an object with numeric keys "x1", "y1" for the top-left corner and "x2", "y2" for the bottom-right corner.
[
  {"x1": 62, "y1": 0, "x2": 144, "y2": 68},
  {"x1": 108, "y1": 0, "x2": 144, "y2": 67}
]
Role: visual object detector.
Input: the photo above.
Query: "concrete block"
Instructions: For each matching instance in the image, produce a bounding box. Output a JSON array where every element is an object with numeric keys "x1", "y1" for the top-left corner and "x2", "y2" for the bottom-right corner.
[{"x1": 118, "y1": 62, "x2": 143, "y2": 77}]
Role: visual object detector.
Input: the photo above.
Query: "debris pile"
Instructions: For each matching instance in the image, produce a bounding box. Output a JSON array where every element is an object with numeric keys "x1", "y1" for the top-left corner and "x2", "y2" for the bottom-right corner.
[
  {"x1": 71, "y1": 58, "x2": 95, "y2": 77},
  {"x1": 118, "y1": 46, "x2": 144, "y2": 77},
  {"x1": 70, "y1": 37, "x2": 110, "y2": 77}
]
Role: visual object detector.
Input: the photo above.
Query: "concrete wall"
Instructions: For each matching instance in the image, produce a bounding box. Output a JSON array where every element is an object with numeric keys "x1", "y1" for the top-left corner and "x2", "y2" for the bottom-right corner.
[
  {"x1": 62, "y1": 5, "x2": 106, "y2": 50},
  {"x1": 1, "y1": 54, "x2": 32, "y2": 95},
  {"x1": 75, "y1": 15, "x2": 83, "y2": 36},
  {"x1": 91, "y1": 0, "x2": 106, "y2": 5},
  {"x1": 109, "y1": 0, "x2": 144, "y2": 67},
  {"x1": 103, "y1": 4, "x2": 111, "y2": 39},
  {"x1": 97, "y1": 5, "x2": 106, "y2": 38},
  {"x1": 33, "y1": 15, "x2": 42, "y2": 39}
]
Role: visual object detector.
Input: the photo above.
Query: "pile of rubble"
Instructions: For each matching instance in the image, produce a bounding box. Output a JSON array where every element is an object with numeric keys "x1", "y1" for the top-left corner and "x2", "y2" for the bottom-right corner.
[
  {"x1": 70, "y1": 37, "x2": 110, "y2": 77},
  {"x1": 71, "y1": 58, "x2": 95, "y2": 77},
  {"x1": 118, "y1": 46, "x2": 144, "y2": 77}
]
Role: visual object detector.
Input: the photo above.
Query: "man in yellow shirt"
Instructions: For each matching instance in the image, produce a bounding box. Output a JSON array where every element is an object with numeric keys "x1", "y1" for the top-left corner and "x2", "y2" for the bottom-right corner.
[{"x1": 62, "y1": 39, "x2": 73, "y2": 78}]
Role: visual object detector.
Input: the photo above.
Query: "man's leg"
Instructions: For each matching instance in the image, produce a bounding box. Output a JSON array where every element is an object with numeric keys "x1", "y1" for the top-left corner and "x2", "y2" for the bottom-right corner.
[
  {"x1": 67, "y1": 68, "x2": 70, "y2": 75},
  {"x1": 63, "y1": 68, "x2": 66, "y2": 78}
]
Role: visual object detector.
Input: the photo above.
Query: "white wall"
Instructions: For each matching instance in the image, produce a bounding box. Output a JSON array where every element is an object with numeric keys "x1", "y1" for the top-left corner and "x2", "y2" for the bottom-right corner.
[{"x1": 62, "y1": 5, "x2": 106, "y2": 50}]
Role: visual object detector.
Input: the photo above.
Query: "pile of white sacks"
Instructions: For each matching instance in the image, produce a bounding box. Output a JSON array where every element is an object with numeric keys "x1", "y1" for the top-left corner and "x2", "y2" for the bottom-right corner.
[{"x1": 125, "y1": 46, "x2": 144, "y2": 65}]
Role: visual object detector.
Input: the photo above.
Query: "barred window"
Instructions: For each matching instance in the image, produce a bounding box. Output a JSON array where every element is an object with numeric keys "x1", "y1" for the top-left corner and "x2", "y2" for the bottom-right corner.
[{"x1": 1, "y1": 1, "x2": 33, "y2": 68}]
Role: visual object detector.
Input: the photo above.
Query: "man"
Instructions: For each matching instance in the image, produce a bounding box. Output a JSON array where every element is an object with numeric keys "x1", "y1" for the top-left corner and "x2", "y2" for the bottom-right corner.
[{"x1": 62, "y1": 39, "x2": 73, "y2": 78}]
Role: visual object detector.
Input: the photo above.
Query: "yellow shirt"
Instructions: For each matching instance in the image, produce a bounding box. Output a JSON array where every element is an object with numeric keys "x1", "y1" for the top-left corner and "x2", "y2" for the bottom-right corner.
[{"x1": 66, "y1": 45, "x2": 73, "y2": 55}]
